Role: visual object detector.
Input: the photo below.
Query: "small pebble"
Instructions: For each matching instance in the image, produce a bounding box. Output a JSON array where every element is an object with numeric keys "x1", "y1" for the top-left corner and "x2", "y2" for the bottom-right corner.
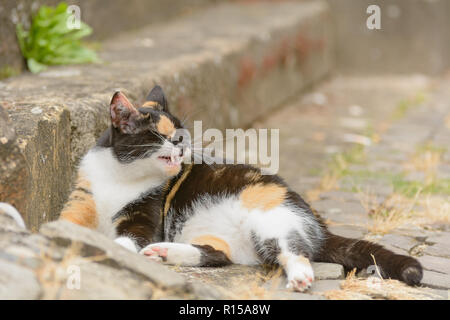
[{"x1": 31, "y1": 107, "x2": 42, "y2": 115}]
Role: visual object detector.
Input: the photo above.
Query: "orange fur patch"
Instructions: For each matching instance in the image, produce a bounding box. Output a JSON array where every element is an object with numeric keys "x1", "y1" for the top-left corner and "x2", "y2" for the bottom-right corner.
[
  {"x1": 163, "y1": 164, "x2": 193, "y2": 218},
  {"x1": 191, "y1": 235, "x2": 232, "y2": 259},
  {"x1": 297, "y1": 255, "x2": 311, "y2": 266},
  {"x1": 277, "y1": 253, "x2": 288, "y2": 266},
  {"x1": 157, "y1": 115, "x2": 175, "y2": 137},
  {"x1": 59, "y1": 173, "x2": 98, "y2": 229},
  {"x1": 165, "y1": 165, "x2": 181, "y2": 177},
  {"x1": 240, "y1": 183, "x2": 287, "y2": 211},
  {"x1": 142, "y1": 101, "x2": 159, "y2": 108},
  {"x1": 277, "y1": 253, "x2": 311, "y2": 267}
]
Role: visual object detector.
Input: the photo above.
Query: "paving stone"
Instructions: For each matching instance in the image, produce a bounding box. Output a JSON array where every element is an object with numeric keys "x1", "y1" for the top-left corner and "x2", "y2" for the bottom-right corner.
[
  {"x1": 420, "y1": 289, "x2": 448, "y2": 300},
  {"x1": 263, "y1": 263, "x2": 344, "y2": 294},
  {"x1": 418, "y1": 255, "x2": 450, "y2": 275},
  {"x1": 391, "y1": 227, "x2": 435, "y2": 239},
  {"x1": 310, "y1": 280, "x2": 342, "y2": 294},
  {"x1": 423, "y1": 232, "x2": 450, "y2": 258},
  {"x1": 378, "y1": 234, "x2": 419, "y2": 253},
  {"x1": 424, "y1": 242, "x2": 450, "y2": 259},
  {"x1": 421, "y1": 270, "x2": 450, "y2": 290},
  {"x1": 328, "y1": 224, "x2": 367, "y2": 239},
  {"x1": 312, "y1": 200, "x2": 369, "y2": 225},
  {"x1": 271, "y1": 291, "x2": 325, "y2": 300},
  {"x1": 312, "y1": 262, "x2": 345, "y2": 280},
  {"x1": 426, "y1": 232, "x2": 450, "y2": 246}
]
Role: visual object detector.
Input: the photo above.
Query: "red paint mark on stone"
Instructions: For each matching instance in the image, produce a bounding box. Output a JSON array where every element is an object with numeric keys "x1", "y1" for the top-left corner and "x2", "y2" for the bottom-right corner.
[
  {"x1": 294, "y1": 32, "x2": 311, "y2": 63},
  {"x1": 238, "y1": 57, "x2": 256, "y2": 88},
  {"x1": 262, "y1": 52, "x2": 278, "y2": 75},
  {"x1": 278, "y1": 38, "x2": 291, "y2": 67}
]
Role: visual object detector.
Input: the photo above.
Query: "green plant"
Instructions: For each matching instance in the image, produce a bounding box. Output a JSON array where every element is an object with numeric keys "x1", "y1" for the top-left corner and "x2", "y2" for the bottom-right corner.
[{"x1": 16, "y1": 2, "x2": 99, "y2": 73}]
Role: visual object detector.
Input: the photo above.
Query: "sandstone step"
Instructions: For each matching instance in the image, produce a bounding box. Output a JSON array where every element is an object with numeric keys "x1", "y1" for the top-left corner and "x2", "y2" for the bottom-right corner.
[
  {"x1": 327, "y1": 0, "x2": 450, "y2": 75},
  {"x1": 0, "y1": 1, "x2": 334, "y2": 229},
  {"x1": 0, "y1": 212, "x2": 224, "y2": 299},
  {"x1": 0, "y1": 0, "x2": 221, "y2": 74}
]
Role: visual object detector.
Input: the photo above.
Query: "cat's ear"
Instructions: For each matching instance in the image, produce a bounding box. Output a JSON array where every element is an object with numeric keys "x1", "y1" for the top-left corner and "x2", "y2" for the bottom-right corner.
[
  {"x1": 143, "y1": 85, "x2": 169, "y2": 111},
  {"x1": 110, "y1": 91, "x2": 141, "y2": 134}
]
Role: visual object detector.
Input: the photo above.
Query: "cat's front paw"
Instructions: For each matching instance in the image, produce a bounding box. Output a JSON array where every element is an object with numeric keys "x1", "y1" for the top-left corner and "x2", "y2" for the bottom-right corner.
[
  {"x1": 140, "y1": 245, "x2": 168, "y2": 263},
  {"x1": 139, "y1": 242, "x2": 202, "y2": 266}
]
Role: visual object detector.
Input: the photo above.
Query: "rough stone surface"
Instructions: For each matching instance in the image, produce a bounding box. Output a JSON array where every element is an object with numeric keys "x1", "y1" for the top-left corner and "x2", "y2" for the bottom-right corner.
[
  {"x1": 0, "y1": 1, "x2": 333, "y2": 230},
  {"x1": 0, "y1": 259, "x2": 42, "y2": 299},
  {"x1": 40, "y1": 221, "x2": 188, "y2": 290},
  {"x1": 0, "y1": 104, "x2": 27, "y2": 216},
  {"x1": 0, "y1": 215, "x2": 223, "y2": 299}
]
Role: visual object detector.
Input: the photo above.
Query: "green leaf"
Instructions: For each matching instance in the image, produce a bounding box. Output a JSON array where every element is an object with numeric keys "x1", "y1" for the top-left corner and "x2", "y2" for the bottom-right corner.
[
  {"x1": 15, "y1": 1, "x2": 99, "y2": 73},
  {"x1": 27, "y1": 58, "x2": 48, "y2": 73}
]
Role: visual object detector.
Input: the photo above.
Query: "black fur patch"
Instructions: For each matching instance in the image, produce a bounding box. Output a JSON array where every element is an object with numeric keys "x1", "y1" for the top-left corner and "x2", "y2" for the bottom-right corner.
[
  {"x1": 251, "y1": 232, "x2": 281, "y2": 265},
  {"x1": 193, "y1": 244, "x2": 232, "y2": 267}
]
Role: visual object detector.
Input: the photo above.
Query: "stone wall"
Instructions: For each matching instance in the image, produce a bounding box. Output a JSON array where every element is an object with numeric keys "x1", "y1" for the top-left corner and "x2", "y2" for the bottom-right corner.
[{"x1": 0, "y1": 0, "x2": 219, "y2": 77}]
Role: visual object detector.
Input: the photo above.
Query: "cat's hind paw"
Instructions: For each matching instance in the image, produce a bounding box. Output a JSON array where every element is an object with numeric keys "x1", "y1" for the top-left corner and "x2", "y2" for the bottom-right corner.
[
  {"x1": 285, "y1": 259, "x2": 314, "y2": 292},
  {"x1": 286, "y1": 274, "x2": 313, "y2": 292}
]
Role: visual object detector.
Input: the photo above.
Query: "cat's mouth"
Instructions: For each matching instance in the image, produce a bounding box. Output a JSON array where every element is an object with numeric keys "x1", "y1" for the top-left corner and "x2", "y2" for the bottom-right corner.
[{"x1": 158, "y1": 155, "x2": 182, "y2": 167}]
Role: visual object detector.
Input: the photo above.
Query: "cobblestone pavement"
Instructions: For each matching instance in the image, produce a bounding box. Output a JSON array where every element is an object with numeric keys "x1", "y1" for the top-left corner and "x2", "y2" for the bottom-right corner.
[{"x1": 255, "y1": 74, "x2": 450, "y2": 299}]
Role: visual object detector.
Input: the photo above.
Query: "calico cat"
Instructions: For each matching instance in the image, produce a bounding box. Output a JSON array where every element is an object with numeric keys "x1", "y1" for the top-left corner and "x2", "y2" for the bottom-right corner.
[{"x1": 60, "y1": 85, "x2": 423, "y2": 292}]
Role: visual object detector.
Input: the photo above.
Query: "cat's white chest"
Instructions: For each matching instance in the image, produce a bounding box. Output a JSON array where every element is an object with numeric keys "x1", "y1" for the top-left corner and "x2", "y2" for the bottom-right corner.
[{"x1": 80, "y1": 148, "x2": 165, "y2": 237}]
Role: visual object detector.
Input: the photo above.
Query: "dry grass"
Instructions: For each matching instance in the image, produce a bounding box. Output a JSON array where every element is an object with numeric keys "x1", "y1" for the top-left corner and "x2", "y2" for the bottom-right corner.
[
  {"x1": 403, "y1": 145, "x2": 443, "y2": 185},
  {"x1": 359, "y1": 192, "x2": 419, "y2": 234},
  {"x1": 358, "y1": 190, "x2": 450, "y2": 235},
  {"x1": 322, "y1": 269, "x2": 441, "y2": 300},
  {"x1": 205, "y1": 267, "x2": 285, "y2": 300},
  {"x1": 306, "y1": 173, "x2": 339, "y2": 202}
]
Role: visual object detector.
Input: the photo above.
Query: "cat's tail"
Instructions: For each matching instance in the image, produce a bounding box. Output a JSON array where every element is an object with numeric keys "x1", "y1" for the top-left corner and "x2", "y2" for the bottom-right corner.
[{"x1": 315, "y1": 230, "x2": 423, "y2": 286}]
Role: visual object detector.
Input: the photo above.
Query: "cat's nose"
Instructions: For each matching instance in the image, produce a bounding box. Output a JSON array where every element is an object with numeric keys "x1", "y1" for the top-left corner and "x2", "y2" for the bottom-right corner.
[{"x1": 179, "y1": 148, "x2": 184, "y2": 157}]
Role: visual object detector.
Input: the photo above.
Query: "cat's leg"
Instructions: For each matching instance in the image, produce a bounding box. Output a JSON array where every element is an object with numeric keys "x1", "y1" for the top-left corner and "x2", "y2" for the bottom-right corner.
[
  {"x1": 59, "y1": 173, "x2": 98, "y2": 229},
  {"x1": 251, "y1": 232, "x2": 314, "y2": 292},
  {"x1": 140, "y1": 242, "x2": 231, "y2": 267}
]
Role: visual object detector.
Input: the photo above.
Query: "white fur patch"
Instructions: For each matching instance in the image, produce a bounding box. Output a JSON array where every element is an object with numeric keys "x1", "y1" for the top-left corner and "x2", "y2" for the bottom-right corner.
[
  {"x1": 140, "y1": 242, "x2": 202, "y2": 266},
  {"x1": 171, "y1": 194, "x2": 314, "y2": 265},
  {"x1": 0, "y1": 203, "x2": 25, "y2": 228},
  {"x1": 80, "y1": 148, "x2": 169, "y2": 238},
  {"x1": 114, "y1": 236, "x2": 138, "y2": 252}
]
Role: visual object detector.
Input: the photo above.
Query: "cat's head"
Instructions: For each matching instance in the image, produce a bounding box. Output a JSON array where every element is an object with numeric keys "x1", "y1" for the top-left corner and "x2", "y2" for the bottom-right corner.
[{"x1": 107, "y1": 85, "x2": 190, "y2": 178}]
